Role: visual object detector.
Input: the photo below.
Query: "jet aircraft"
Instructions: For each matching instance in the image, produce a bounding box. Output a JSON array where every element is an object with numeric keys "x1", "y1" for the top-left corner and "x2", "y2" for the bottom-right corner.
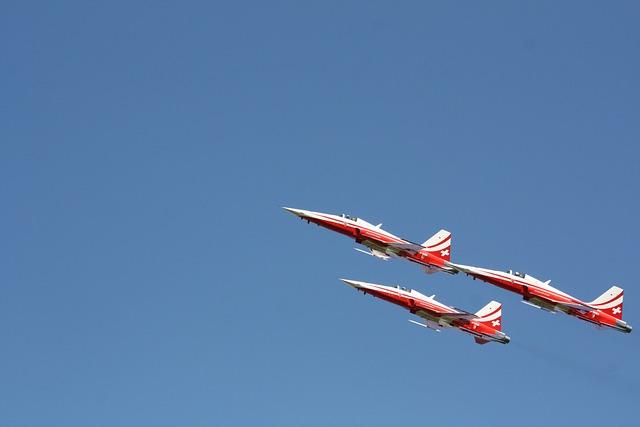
[
  {"x1": 284, "y1": 206, "x2": 631, "y2": 334},
  {"x1": 341, "y1": 279, "x2": 510, "y2": 344},
  {"x1": 447, "y1": 263, "x2": 632, "y2": 333},
  {"x1": 283, "y1": 207, "x2": 454, "y2": 274}
]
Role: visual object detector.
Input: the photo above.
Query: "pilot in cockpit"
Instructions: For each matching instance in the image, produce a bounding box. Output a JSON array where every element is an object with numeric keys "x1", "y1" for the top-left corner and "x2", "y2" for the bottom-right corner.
[
  {"x1": 506, "y1": 269, "x2": 526, "y2": 278},
  {"x1": 340, "y1": 214, "x2": 358, "y2": 221}
]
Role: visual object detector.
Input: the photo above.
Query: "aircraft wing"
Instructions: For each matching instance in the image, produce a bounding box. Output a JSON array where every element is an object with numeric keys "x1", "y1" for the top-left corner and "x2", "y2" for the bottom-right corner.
[
  {"x1": 416, "y1": 306, "x2": 476, "y2": 321},
  {"x1": 385, "y1": 242, "x2": 424, "y2": 254},
  {"x1": 556, "y1": 301, "x2": 594, "y2": 311},
  {"x1": 442, "y1": 307, "x2": 478, "y2": 320},
  {"x1": 525, "y1": 287, "x2": 594, "y2": 312},
  {"x1": 440, "y1": 311, "x2": 477, "y2": 321}
]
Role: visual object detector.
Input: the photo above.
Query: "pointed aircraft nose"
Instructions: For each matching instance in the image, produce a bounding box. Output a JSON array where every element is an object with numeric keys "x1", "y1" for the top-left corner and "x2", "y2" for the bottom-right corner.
[
  {"x1": 340, "y1": 278, "x2": 366, "y2": 289},
  {"x1": 282, "y1": 207, "x2": 309, "y2": 218}
]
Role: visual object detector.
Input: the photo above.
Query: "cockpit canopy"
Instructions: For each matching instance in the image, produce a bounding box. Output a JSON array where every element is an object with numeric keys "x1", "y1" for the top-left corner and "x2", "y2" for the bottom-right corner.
[
  {"x1": 340, "y1": 213, "x2": 358, "y2": 221},
  {"x1": 396, "y1": 285, "x2": 411, "y2": 292},
  {"x1": 506, "y1": 269, "x2": 526, "y2": 279}
]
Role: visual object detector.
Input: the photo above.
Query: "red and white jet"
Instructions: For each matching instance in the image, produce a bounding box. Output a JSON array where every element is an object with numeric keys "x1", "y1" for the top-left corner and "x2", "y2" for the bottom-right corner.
[
  {"x1": 447, "y1": 263, "x2": 632, "y2": 333},
  {"x1": 283, "y1": 207, "x2": 455, "y2": 274},
  {"x1": 341, "y1": 279, "x2": 510, "y2": 344}
]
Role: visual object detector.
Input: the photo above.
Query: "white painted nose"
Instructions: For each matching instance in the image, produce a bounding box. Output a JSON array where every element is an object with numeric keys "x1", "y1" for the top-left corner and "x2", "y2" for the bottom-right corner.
[
  {"x1": 339, "y1": 278, "x2": 365, "y2": 289},
  {"x1": 282, "y1": 207, "x2": 308, "y2": 218}
]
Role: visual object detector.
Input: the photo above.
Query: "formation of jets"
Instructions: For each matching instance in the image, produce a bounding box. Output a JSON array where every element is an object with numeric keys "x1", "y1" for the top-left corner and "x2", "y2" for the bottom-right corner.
[{"x1": 284, "y1": 207, "x2": 632, "y2": 345}]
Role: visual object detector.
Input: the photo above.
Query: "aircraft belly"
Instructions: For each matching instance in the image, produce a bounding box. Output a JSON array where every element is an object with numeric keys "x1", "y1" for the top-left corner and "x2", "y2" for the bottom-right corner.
[
  {"x1": 525, "y1": 296, "x2": 558, "y2": 312},
  {"x1": 317, "y1": 220, "x2": 355, "y2": 238},
  {"x1": 362, "y1": 240, "x2": 401, "y2": 258},
  {"x1": 416, "y1": 310, "x2": 451, "y2": 328}
]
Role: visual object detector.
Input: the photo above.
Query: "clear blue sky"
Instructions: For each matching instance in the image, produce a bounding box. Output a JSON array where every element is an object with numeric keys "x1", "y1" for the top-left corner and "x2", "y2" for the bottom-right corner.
[{"x1": 2, "y1": 1, "x2": 639, "y2": 426}]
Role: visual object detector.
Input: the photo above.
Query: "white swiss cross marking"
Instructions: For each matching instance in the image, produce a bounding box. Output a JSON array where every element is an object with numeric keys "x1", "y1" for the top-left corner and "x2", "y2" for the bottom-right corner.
[
  {"x1": 440, "y1": 249, "x2": 449, "y2": 257},
  {"x1": 492, "y1": 320, "x2": 501, "y2": 327},
  {"x1": 612, "y1": 307, "x2": 622, "y2": 315}
]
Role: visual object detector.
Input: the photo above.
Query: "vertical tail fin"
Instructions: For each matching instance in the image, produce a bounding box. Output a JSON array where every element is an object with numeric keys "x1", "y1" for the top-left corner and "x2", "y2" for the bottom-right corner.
[
  {"x1": 421, "y1": 229, "x2": 451, "y2": 261},
  {"x1": 590, "y1": 286, "x2": 624, "y2": 320},
  {"x1": 474, "y1": 301, "x2": 502, "y2": 331}
]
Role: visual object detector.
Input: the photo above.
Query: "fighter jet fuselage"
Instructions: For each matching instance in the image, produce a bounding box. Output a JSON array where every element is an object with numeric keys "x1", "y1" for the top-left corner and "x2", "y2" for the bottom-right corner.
[
  {"x1": 341, "y1": 279, "x2": 510, "y2": 345},
  {"x1": 449, "y1": 263, "x2": 631, "y2": 333},
  {"x1": 284, "y1": 207, "x2": 454, "y2": 274}
]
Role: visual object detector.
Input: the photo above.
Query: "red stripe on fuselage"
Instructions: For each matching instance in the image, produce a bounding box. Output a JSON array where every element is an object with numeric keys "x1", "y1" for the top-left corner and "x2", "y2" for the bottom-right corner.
[
  {"x1": 468, "y1": 270, "x2": 624, "y2": 329},
  {"x1": 470, "y1": 271, "x2": 579, "y2": 305},
  {"x1": 310, "y1": 214, "x2": 447, "y2": 269},
  {"x1": 573, "y1": 309, "x2": 620, "y2": 329},
  {"x1": 361, "y1": 287, "x2": 501, "y2": 339},
  {"x1": 361, "y1": 286, "x2": 452, "y2": 315}
]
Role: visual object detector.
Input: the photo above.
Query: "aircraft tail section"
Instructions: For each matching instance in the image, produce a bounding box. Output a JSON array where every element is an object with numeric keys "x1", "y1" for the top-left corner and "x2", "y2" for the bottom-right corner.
[
  {"x1": 422, "y1": 229, "x2": 451, "y2": 261},
  {"x1": 474, "y1": 300, "x2": 502, "y2": 331},
  {"x1": 590, "y1": 286, "x2": 624, "y2": 320}
]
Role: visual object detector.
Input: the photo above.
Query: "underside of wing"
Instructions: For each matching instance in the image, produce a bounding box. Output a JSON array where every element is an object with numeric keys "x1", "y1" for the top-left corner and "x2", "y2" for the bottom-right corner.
[
  {"x1": 525, "y1": 288, "x2": 593, "y2": 312},
  {"x1": 556, "y1": 301, "x2": 594, "y2": 312},
  {"x1": 416, "y1": 306, "x2": 476, "y2": 322},
  {"x1": 440, "y1": 312, "x2": 477, "y2": 321},
  {"x1": 385, "y1": 241, "x2": 424, "y2": 254}
]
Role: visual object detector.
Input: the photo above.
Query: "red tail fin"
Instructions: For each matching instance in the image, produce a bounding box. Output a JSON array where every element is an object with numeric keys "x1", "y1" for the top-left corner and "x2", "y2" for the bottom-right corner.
[
  {"x1": 474, "y1": 301, "x2": 502, "y2": 331},
  {"x1": 421, "y1": 229, "x2": 451, "y2": 261},
  {"x1": 590, "y1": 286, "x2": 624, "y2": 320}
]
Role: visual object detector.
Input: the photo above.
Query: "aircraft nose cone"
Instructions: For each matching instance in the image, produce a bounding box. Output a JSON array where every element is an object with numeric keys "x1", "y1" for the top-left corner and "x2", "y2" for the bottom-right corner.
[
  {"x1": 282, "y1": 207, "x2": 307, "y2": 218},
  {"x1": 340, "y1": 278, "x2": 363, "y2": 289}
]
